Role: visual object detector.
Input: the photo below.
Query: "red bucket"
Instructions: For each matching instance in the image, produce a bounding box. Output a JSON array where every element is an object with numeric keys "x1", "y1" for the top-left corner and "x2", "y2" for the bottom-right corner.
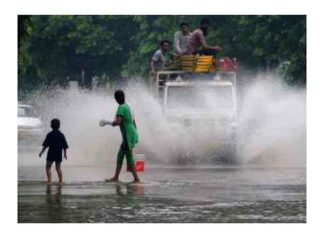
[{"x1": 127, "y1": 154, "x2": 145, "y2": 172}]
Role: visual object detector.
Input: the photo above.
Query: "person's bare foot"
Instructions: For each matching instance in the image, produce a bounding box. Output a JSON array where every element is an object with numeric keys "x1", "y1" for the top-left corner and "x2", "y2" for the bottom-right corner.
[{"x1": 105, "y1": 178, "x2": 118, "y2": 182}]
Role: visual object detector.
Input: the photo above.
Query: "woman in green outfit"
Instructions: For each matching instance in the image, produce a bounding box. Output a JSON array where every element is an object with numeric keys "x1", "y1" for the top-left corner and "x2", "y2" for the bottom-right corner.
[{"x1": 106, "y1": 90, "x2": 141, "y2": 183}]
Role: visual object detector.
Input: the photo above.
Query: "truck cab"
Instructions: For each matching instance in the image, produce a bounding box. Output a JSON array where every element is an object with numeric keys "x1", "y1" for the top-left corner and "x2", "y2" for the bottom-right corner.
[{"x1": 150, "y1": 60, "x2": 239, "y2": 162}]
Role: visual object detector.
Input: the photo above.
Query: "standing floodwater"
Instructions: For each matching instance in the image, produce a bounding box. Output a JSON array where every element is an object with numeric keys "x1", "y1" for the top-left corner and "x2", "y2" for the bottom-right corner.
[{"x1": 18, "y1": 165, "x2": 305, "y2": 223}]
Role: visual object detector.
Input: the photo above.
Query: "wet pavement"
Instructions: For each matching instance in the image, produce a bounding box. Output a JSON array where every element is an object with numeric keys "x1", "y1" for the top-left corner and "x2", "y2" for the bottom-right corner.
[{"x1": 18, "y1": 165, "x2": 306, "y2": 223}]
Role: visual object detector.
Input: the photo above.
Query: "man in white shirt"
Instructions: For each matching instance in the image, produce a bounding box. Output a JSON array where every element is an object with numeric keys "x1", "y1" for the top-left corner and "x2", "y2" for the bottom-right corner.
[{"x1": 174, "y1": 22, "x2": 191, "y2": 55}]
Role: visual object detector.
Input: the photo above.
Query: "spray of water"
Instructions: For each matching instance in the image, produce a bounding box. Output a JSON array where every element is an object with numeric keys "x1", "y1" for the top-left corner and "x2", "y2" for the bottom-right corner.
[
  {"x1": 19, "y1": 73, "x2": 306, "y2": 168},
  {"x1": 238, "y1": 74, "x2": 306, "y2": 167}
]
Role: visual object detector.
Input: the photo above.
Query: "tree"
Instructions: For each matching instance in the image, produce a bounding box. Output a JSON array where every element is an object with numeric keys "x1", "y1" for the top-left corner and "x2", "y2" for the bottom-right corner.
[
  {"x1": 206, "y1": 15, "x2": 306, "y2": 85},
  {"x1": 18, "y1": 15, "x2": 306, "y2": 95},
  {"x1": 19, "y1": 15, "x2": 140, "y2": 90}
]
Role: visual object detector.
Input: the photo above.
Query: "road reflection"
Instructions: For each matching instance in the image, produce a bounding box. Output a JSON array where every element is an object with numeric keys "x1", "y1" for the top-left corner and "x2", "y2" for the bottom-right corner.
[
  {"x1": 115, "y1": 183, "x2": 144, "y2": 196},
  {"x1": 46, "y1": 184, "x2": 62, "y2": 203}
]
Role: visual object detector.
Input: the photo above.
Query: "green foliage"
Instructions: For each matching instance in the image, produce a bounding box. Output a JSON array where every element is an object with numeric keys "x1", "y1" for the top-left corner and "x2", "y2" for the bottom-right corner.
[
  {"x1": 208, "y1": 15, "x2": 306, "y2": 85},
  {"x1": 19, "y1": 15, "x2": 140, "y2": 89},
  {"x1": 18, "y1": 15, "x2": 306, "y2": 94}
]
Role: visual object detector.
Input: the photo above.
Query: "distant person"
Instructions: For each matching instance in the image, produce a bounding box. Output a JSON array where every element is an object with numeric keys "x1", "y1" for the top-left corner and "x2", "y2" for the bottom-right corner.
[
  {"x1": 39, "y1": 119, "x2": 69, "y2": 185},
  {"x1": 186, "y1": 18, "x2": 222, "y2": 56},
  {"x1": 105, "y1": 90, "x2": 141, "y2": 184},
  {"x1": 150, "y1": 40, "x2": 171, "y2": 73},
  {"x1": 174, "y1": 22, "x2": 191, "y2": 55}
]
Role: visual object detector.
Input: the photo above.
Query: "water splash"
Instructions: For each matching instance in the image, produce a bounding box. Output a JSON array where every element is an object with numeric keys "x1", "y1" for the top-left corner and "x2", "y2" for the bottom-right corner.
[
  {"x1": 19, "y1": 74, "x2": 306, "y2": 167},
  {"x1": 237, "y1": 74, "x2": 306, "y2": 167}
]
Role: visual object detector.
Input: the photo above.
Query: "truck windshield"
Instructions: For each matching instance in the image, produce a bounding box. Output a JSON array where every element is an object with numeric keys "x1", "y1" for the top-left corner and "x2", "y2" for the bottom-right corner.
[{"x1": 167, "y1": 85, "x2": 233, "y2": 110}]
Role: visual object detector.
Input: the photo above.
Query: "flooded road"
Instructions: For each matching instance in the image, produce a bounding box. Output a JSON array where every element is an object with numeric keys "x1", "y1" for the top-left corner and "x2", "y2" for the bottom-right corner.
[
  {"x1": 17, "y1": 79, "x2": 306, "y2": 223},
  {"x1": 18, "y1": 165, "x2": 306, "y2": 223}
]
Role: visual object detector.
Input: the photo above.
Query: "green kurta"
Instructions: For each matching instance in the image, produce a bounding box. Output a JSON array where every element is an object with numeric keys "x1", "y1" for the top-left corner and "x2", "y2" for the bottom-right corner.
[{"x1": 116, "y1": 103, "x2": 139, "y2": 149}]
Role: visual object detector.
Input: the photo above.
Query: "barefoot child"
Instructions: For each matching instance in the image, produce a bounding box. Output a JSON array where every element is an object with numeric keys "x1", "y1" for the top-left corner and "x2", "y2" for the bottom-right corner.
[
  {"x1": 39, "y1": 119, "x2": 69, "y2": 185},
  {"x1": 105, "y1": 90, "x2": 141, "y2": 183}
]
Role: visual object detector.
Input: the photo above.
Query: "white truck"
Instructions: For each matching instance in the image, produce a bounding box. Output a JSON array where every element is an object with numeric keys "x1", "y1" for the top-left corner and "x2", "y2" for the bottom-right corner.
[{"x1": 150, "y1": 69, "x2": 239, "y2": 163}]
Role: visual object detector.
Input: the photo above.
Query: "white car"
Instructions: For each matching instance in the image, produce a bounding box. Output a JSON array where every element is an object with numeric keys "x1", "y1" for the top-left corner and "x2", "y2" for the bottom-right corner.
[{"x1": 18, "y1": 103, "x2": 44, "y2": 142}]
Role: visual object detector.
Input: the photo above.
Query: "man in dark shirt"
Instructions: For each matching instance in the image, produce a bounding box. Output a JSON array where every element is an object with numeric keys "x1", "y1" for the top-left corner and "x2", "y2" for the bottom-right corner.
[
  {"x1": 39, "y1": 119, "x2": 69, "y2": 185},
  {"x1": 186, "y1": 18, "x2": 222, "y2": 55}
]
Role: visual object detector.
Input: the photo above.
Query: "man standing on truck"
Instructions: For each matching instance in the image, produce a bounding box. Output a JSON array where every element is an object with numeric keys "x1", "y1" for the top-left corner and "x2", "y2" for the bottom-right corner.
[
  {"x1": 174, "y1": 22, "x2": 191, "y2": 55},
  {"x1": 186, "y1": 18, "x2": 222, "y2": 56},
  {"x1": 150, "y1": 40, "x2": 171, "y2": 73}
]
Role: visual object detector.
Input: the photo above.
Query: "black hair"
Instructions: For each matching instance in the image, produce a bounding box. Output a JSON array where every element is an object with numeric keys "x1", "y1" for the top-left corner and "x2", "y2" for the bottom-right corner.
[
  {"x1": 180, "y1": 21, "x2": 189, "y2": 27},
  {"x1": 200, "y1": 18, "x2": 210, "y2": 26},
  {"x1": 50, "y1": 118, "x2": 60, "y2": 129},
  {"x1": 160, "y1": 39, "x2": 171, "y2": 46},
  {"x1": 114, "y1": 89, "x2": 125, "y2": 104}
]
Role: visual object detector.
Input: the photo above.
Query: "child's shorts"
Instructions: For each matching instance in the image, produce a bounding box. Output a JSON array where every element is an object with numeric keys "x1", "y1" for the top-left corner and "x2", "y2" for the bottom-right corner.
[{"x1": 46, "y1": 160, "x2": 62, "y2": 167}]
